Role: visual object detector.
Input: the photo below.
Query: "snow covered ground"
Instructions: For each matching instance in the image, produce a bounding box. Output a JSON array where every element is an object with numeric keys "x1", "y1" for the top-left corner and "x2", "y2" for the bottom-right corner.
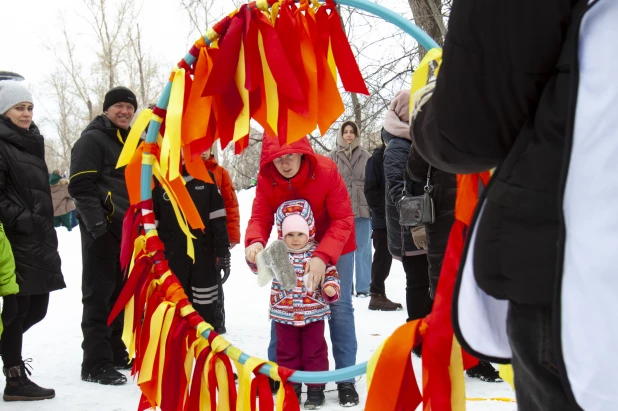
[{"x1": 13, "y1": 187, "x2": 516, "y2": 410}]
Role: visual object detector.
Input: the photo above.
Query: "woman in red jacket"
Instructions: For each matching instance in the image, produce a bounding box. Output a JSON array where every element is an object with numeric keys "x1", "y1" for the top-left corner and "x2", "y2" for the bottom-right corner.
[{"x1": 245, "y1": 134, "x2": 360, "y2": 406}]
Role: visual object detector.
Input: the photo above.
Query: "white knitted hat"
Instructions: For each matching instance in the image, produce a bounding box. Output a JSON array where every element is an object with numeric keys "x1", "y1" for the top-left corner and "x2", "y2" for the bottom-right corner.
[{"x1": 0, "y1": 81, "x2": 33, "y2": 115}]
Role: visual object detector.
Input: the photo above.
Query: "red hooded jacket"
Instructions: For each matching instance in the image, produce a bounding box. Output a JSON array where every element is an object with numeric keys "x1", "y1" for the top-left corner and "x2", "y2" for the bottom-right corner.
[
  {"x1": 203, "y1": 157, "x2": 241, "y2": 244},
  {"x1": 245, "y1": 135, "x2": 356, "y2": 265}
]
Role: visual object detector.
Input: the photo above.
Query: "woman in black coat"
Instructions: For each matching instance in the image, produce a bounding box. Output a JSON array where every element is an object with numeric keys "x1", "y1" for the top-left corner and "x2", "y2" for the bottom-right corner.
[
  {"x1": 0, "y1": 81, "x2": 65, "y2": 401},
  {"x1": 383, "y1": 90, "x2": 432, "y2": 322},
  {"x1": 405, "y1": 146, "x2": 456, "y2": 299}
]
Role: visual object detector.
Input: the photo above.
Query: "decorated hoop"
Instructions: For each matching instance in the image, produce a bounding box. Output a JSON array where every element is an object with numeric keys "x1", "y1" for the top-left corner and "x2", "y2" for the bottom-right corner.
[
  {"x1": 144, "y1": 0, "x2": 438, "y2": 384},
  {"x1": 106, "y1": 1, "x2": 498, "y2": 410}
]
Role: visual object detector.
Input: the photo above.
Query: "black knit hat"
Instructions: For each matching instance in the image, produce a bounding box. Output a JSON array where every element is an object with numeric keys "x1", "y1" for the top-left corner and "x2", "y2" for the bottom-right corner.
[{"x1": 103, "y1": 86, "x2": 138, "y2": 112}]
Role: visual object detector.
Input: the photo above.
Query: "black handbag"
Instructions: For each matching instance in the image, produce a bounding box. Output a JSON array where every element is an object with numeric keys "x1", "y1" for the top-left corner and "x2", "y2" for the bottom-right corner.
[{"x1": 398, "y1": 165, "x2": 435, "y2": 227}]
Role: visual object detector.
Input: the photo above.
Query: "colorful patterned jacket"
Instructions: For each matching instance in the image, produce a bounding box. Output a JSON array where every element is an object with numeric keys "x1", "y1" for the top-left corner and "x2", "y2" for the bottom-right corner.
[{"x1": 250, "y1": 199, "x2": 341, "y2": 326}]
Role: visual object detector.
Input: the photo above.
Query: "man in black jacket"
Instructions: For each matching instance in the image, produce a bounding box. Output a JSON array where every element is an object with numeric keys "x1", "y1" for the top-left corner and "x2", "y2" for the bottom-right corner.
[
  {"x1": 409, "y1": 0, "x2": 610, "y2": 409},
  {"x1": 69, "y1": 86, "x2": 138, "y2": 386},
  {"x1": 364, "y1": 143, "x2": 401, "y2": 311}
]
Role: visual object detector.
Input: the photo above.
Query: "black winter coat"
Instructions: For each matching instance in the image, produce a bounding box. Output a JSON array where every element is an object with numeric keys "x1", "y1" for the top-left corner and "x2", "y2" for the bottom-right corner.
[
  {"x1": 69, "y1": 115, "x2": 131, "y2": 239},
  {"x1": 364, "y1": 146, "x2": 386, "y2": 230},
  {"x1": 411, "y1": 0, "x2": 579, "y2": 306},
  {"x1": 406, "y1": 146, "x2": 456, "y2": 298},
  {"x1": 0, "y1": 116, "x2": 65, "y2": 295},
  {"x1": 153, "y1": 173, "x2": 230, "y2": 262},
  {"x1": 383, "y1": 129, "x2": 424, "y2": 258}
]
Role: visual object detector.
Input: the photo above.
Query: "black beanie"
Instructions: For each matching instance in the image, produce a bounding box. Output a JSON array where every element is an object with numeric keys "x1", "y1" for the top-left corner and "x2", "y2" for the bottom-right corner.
[{"x1": 103, "y1": 86, "x2": 138, "y2": 112}]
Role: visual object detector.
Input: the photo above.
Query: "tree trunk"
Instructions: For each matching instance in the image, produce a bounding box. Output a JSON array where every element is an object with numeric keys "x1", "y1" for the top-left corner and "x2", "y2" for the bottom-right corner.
[{"x1": 408, "y1": 0, "x2": 446, "y2": 59}]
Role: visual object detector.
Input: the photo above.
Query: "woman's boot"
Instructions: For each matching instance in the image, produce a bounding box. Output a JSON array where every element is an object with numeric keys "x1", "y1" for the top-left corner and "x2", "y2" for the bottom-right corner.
[{"x1": 3, "y1": 361, "x2": 55, "y2": 401}]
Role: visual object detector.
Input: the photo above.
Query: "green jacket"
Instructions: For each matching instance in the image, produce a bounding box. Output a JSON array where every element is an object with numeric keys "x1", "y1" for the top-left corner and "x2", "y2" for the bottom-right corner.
[{"x1": 0, "y1": 223, "x2": 19, "y2": 338}]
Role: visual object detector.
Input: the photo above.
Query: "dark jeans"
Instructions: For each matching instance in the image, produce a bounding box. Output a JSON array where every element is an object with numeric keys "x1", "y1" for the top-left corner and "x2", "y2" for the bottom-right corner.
[
  {"x1": 80, "y1": 222, "x2": 126, "y2": 372},
  {"x1": 369, "y1": 229, "x2": 392, "y2": 295},
  {"x1": 1, "y1": 294, "x2": 49, "y2": 367},
  {"x1": 401, "y1": 254, "x2": 432, "y2": 321},
  {"x1": 275, "y1": 320, "x2": 328, "y2": 388},
  {"x1": 507, "y1": 303, "x2": 582, "y2": 411}
]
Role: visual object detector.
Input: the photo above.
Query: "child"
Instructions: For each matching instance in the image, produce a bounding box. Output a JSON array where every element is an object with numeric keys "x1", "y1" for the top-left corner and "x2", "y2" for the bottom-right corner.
[
  {"x1": 152, "y1": 168, "x2": 230, "y2": 327},
  {"x1": 201, "y1": 148, "x2": 240, "y2": 334},
  {"x1": 254, "y1": 199, "x2": 340, "y2": 410}
]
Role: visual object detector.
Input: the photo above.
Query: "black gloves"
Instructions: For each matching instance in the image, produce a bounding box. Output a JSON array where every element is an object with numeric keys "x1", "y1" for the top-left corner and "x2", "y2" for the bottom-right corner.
[
  {"x1": 1, "y1": 294, "x2": 18, "y2": 327},
  {"x1": 216, "y1": 253, "x2": 231, "y2": 285}
]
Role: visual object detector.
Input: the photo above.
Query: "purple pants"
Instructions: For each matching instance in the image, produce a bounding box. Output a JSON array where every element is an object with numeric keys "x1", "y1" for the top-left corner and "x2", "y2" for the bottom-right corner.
[{"x1": 275, "y1": 320, "x2": 328, "y2": 388}]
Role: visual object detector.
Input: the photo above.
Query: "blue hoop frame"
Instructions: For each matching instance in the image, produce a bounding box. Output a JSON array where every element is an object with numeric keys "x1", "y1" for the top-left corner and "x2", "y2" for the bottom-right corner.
[{"x1": 140, "y1": 0, "x2": 437, "y2": 384}]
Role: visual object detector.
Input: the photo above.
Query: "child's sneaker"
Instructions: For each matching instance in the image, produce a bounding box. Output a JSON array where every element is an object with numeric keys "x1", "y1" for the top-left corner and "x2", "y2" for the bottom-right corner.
[{"x1": 304, "y1": 386, "x2": 325, "y2": 409}]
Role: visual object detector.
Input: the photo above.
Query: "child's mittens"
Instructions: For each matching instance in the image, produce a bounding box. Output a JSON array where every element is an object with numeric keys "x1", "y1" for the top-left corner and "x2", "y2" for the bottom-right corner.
[{"x1": 322, "y1": 284, "x2": 339, "y2": 303}]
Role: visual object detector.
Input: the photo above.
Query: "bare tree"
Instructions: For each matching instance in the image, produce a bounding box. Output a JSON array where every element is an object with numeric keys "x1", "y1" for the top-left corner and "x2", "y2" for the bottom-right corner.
[
  {"x1": 408, "y1": 0, "x2": 448, "y2": 59},
  {"x1": 180, "y1": 0, "x2": 216, "y2": 39},
  {"x1": 127, "y1": 23, "x2": 165, "y2": 108},
  {"x1": 42, "y1": 70, "x2": 84, "y2": 172},
  {"x1": 85, "y1": 0, "x2": 135, "y2": 90},
  {"x1": 40, "y1": 0, "x2": 166, "y2": 173}
]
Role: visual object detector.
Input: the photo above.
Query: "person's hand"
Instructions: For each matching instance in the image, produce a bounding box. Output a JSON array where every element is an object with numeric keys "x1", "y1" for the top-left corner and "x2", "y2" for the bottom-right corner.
[
  {"x1": 411, "y1": 226, "x2": 427, "y2": 249},
  {"x1": 89, "y1": 220, "x2": 110, "y2": 239},
  {"x1": 216, "y1": 254, "x2": 232, "y2": 284},
  {"x1": 229, "y1": 243, "x2": 239, "y2": 250},
  {"x1": 323, "y1": 285, "x2": 337, "y2": 298},
  {"x1": 245, "y1": 242, "x2": 264, "y2": 263},
  {"x1": 1, "y1": 294, "x2": 18, "y2": 327},
  {"x1": 305, "y1": 257, "x2": 326, "y2": 292}
]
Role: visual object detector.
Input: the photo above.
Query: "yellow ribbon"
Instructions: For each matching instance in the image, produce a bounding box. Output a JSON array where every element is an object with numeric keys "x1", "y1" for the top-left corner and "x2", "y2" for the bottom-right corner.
[
  {"x1": 152, "y1": 160, "x2": 196, "y2": 261},
  {"x1": 366, "y1": 339, "x2": 386, "y2": 389},
  {"x1": 116, "y1": 108, "x2": 153, "y2": 169},
  {"x1": 410, "y1": 47, "x2": 443, "y2": 109},
  {"x1": 449, "y1": 336, "x2": 466, "y2": 411},
  {"x1": 270, "y1": 1, "x2": 281, "y2": 25},
  {"x1": 161, "y1": 68, "x2": 185, "y2": 182},
  {"x1": 233, "y1": 41, "x2": 251, "y2": 143},
  {"x1": 139, "y1": 302, "x2": 170, "y2": 384},
  {"x1": 238, "y1": 357, "x2": 267, "y2": 410},
  {"x1": 499, "y1": 364, "x2": 515, "y2": 391},
  {"x1": 257, "y1": 31, "x2": 279, "y2": 134},
  {"x1": 156, "y1": 304, "x2": 177, "y2": 404}
]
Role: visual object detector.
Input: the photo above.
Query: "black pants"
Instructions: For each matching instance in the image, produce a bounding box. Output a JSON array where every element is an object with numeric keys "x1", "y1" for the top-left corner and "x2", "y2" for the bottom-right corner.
[
  {"x1": 369, "y1": 229, "x2": 392, "y2": 295},
  {"x1": 1, "y1": 293, "x2": 49, "y2": 367},
  {"x1": 401, "y1": 254, "x2": 432, "y2": 321},
  {"x1": 507, "y1": 303, "x2": 582, "y2": 411},
  {"x1": 215, "y1": 283, "x2": 225, "y2": 330},
  {"x1": 165, "y1": 246, "x2": 218, "y2": 327},
  {"x1": 80, "y1": 222, "x2": 126, "y2": 372}
]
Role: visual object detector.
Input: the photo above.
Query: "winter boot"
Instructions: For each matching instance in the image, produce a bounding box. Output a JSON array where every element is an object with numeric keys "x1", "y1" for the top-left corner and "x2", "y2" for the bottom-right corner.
[
  {"x1": 304, "y1": 386, "x2": 325, "y2": 410},
  {"x1": 337, "y1": 382, "x2": 359, "y2": 407},
  {"x1": 3, "y1": 361, "x2": 55, "y2": 401},
  {"x1": 465, "y1": 361, "x2": 503, "y2": 383},
  {"x1": 293, "y1": 383, "x2": 302, "y2": 404},
  {"x1": 269, "y1": 377, "x2": 280, "y2": 394},
  {"x1": 368, "y1": 293, "x2": 403, "y2": 311},
  {"x1": 256, "y1": 240, "x2": 297, "y2": 290},
  {"x1": 81, "y1": 363, "x2": 127, "y2": 385}
]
